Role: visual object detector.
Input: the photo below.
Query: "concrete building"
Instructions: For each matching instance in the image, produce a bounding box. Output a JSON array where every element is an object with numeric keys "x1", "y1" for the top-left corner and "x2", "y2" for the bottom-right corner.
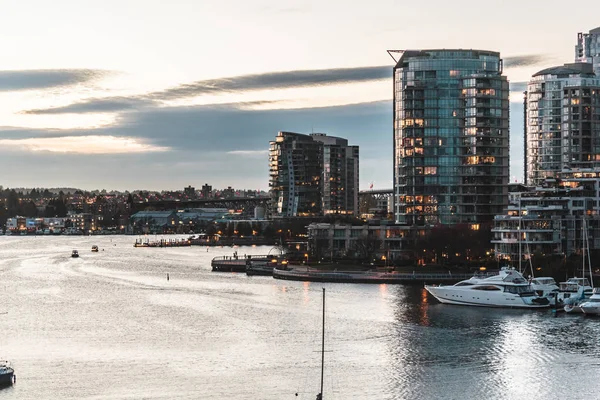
[
  {"x1": 269, "y1": 131, "x2": 359, "y2": 217},
  {"x1": 390, "y1": 49, "x2": 509, "y2": 227}
]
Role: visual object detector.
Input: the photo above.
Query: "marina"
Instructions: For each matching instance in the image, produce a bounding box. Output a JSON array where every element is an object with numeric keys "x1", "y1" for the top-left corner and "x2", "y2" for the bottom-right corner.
[{"x1": 1, "y1": 235, "x2": 600, "y2": 399}]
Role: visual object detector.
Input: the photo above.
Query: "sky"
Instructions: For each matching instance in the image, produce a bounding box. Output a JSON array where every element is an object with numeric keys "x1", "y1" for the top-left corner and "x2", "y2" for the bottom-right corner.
[{"x1": 1, "y1": 0, "x2": 599, "y2": 191}]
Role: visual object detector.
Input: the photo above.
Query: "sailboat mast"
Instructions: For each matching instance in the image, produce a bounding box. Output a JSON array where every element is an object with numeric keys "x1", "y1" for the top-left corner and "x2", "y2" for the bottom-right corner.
[
  {"x1": 320, "y1": 287, "x2": 325, "y2": 399},
  {"x1": 582, "y1": 217, "x2": 585, "y2": 278},
  {"x1": 518, "y1": 195, "x2": 522, "y2": 273},
  {"x1": 585, "y1": 217, "x2": 594, "y2": 289}
]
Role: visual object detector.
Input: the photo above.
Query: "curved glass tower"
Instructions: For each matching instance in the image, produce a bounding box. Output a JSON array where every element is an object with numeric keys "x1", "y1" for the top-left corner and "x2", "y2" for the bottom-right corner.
[
  {"x1": 392, "y1": 50, "x2": 509, "y2": 226},
  {"x1": 525, "y1": 63, "x2": 600, "y2": 185}
]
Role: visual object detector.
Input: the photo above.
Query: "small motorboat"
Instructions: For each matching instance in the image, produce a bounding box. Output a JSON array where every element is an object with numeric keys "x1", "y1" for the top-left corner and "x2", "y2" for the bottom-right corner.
[
  {"x1": 71, "y1": 250, "x2": 79, "y2": 258},
  {"x1": 91, "y1": 245, "x2": 99, "y2": 252},
  {"x1": 0, "y1": 361, "x2": 14, "y2": 387}
]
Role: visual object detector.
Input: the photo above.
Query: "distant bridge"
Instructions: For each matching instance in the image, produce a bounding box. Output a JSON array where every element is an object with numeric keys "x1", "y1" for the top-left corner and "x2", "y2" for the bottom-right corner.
[
  {"x1": 132, "y1": 196, "x2": 270, "y2": 212},
  {"x1": 359, "y1": 189, "x2": 393, "y2": 200}
]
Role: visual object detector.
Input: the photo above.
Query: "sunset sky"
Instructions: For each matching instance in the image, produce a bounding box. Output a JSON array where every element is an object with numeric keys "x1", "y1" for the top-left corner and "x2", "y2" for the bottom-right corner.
[{"x1": 1, "y1": 0, "x2": 599, "y2": 191}]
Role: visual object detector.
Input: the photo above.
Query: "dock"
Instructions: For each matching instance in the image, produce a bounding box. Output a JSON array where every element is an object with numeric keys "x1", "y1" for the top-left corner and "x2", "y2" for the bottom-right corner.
[
  {"x1": 272, "y1": 267, "x2": 476, "y2": 284},
  {"x1": 134, "y1": 238, "x2": 192, "y2": 248},
  {"x1": 211, "y1": 254, "x2": 284, "y2": 273}
]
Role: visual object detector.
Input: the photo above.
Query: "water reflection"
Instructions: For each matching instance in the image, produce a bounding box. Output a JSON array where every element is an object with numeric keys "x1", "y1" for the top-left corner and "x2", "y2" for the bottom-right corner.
[{"x1": 3, "y1": 237, "x2": 600, "y2": 399}]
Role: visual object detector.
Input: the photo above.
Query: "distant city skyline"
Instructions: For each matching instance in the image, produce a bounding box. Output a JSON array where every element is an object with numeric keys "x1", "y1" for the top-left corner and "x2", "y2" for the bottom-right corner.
[{"x1": 0, "y1": 0, "x2": 598, "y2": 191}]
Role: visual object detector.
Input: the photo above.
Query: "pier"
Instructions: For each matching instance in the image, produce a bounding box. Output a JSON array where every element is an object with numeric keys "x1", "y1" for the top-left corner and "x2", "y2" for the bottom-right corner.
[
  {"x1": 273, "y1": 267, "x2": 479, "y2": 284},
  {"x1": 211, "y1": 253, "x2": 284, "y2": 273},
  {"x1": 133, "y1": 238, "x2": 192, "y2": 248}
]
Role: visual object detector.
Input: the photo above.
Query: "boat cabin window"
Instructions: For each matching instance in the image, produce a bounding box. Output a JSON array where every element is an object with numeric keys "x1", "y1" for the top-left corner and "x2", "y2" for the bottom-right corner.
[
  {"x1": 534, "y1": 278, "x2": 556, "y2": 285},
  {"x1": 504, "y1": 285, "x2": 534, "y2": 294},
  {"x1": 455, "y1": 282, "x2": 474, "y2": 286},
  {"x1": 472, "y1": 285, "x2": 501, "y2": 291},
  {"x1": 566, "y1": 278, "x2": 590, "y2": 286}
]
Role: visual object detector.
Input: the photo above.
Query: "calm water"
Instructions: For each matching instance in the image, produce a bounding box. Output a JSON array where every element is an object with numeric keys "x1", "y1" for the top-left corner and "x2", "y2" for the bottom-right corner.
[{"x1": 0, "y1": 235, "x2": 599, "y2": 399}]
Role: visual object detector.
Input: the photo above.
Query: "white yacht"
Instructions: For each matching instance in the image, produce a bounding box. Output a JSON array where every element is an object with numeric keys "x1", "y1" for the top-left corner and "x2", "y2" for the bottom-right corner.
[
  {"x1": 580, "y1": 288, "x2": 600, "y2": 315},
  {"x1": 559, "y1": 277, "x2": 593, "y2": 297},
  {"x1": 425, "y1": 268, "x2": 550, "y2": 308},
  {"x1": 530, "y1": 277, "x2": 559, "y2": 297}
]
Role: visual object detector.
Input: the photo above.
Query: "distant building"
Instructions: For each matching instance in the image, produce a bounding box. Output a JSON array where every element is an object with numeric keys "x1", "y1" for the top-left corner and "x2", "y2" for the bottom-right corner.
[
  {"x1": 184, "y1": 185, "x2": 195, "y2": 197},
  {"x1": 269, "y1": 131, "x2": 359, "y2": 217},
  {"x1": 575, "y1": 26, "x2": 600, "y2": 76},
  {"x1": 221, "y1": 186, "x2": 235, "y2": 199},
  {"x1": 201, "y1": 183, "x2": 212, "y2": 199},
  {"x1": 390, "y1": 49, "x2": 509, "y2": 227},
  {"x1": 130, "y1": 211, "x2": 178, "y2": 233}
]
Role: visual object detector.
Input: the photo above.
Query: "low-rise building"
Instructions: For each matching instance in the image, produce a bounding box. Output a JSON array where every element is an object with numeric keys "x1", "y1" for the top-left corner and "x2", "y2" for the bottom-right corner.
[
  {"x1": 307, "y1": 222, "x2": 417, "y2": 261},
  {"x1": 492, "y1": 171, "x2": 600, "y2": 261}
]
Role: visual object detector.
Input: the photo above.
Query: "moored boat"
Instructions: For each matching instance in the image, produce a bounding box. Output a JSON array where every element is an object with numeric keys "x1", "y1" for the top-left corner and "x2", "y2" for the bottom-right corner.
[
  {"x1": 91, "y1": 245, "x2": 99, "y2": 252},
  {"x1": 425, "y1": 268, "x2": 550, "y2": 308},
  {"x1": 0, "y1": 361, "x2": 14, "y2": 387},
  {"x1": 580, "y1": 288, "x2": 600, "y2": 315}
]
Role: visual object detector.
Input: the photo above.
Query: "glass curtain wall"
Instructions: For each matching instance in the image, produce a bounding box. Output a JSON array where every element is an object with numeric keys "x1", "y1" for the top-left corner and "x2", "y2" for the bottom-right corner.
[{"x1": 393, "y1": 50, "x2": 509, "y2": 226}]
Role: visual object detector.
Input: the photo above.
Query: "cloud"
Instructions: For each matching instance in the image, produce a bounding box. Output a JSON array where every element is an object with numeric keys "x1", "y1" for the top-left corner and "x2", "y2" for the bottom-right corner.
[
  {"x1": 23, "y1": 97, "x2": 155, "y2": 115},
  {"x1": 150, "y1": 66, "x2": 391, "y2": 100},
  {"x1": 0, "y1": 135, "x2": 169, "y2": 154},
  {"x1": 23, "y1": 66, "x2": 391, "y2": 114},
  {"x1": 504, "y1": 55, "x2": 552, "y2": 68},
  {"x1": 0, "y1": 69, "x2": 111, "y2": 91},
  {"x1": 226, "y1": 150, "x2": 269, "y2": 157},
  {"x1": 509, "y1": 82, "x2": 528, "y2": 93},
  {"x1": 0, "y1": 98, "x2": 528, "y2": 189}
]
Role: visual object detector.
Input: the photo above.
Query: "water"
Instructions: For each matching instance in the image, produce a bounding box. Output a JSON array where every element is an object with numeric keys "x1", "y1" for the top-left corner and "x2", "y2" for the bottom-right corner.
[{"x1": 0, "y1": 235, "x2": 599, "y2": 399}]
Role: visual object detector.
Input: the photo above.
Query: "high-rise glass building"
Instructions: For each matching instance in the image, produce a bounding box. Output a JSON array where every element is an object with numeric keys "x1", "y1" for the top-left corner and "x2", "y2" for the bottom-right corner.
[
  {"x1": 391, "y1": 50, "x2": 509, "y2": 226},
  {"x1": 576, "y1": 27, "x2": 600, "y2": 76},
  {"x1": 525, "y1": 63, "x2": 600, "y2": 185},
  {"x1": 269, "y1": 131, "x2": 359, "y2": 217}
]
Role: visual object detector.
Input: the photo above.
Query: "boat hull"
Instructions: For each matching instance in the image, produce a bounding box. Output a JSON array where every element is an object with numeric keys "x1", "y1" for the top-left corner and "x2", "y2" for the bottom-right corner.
[
  {"x1": 0, "y1": 367, "x2": 13, "y2": 387},
  {"x1": 425, "y1": 286, "x2": 549, "y2": 309},
  {"x1": 581, "y1": 305, "x2": 600, "y2": 315}
]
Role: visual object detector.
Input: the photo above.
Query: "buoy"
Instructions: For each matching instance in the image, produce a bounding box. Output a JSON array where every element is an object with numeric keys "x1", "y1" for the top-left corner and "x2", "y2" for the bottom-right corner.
[{"x1": 167, "y1": 273, "x2": 170, "y2": 281}]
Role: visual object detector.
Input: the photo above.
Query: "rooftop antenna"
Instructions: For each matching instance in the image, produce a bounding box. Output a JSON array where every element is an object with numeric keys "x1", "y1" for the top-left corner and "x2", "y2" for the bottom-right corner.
[{"x1": 387, "y1": 50, "x2": 405, "y2": 63}]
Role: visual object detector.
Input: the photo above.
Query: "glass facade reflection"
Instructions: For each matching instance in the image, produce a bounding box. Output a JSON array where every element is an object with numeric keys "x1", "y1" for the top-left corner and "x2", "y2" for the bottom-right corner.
[
  {"x1": 525, "y1": 63, "x2": 600, "y2": 185},
  {"x1": 392, "y1": 50, "x2": 509, "y2": 226}
]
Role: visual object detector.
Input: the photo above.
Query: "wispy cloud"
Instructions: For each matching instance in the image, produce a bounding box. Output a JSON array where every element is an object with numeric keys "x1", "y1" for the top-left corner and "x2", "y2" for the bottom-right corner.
[
  {"x1": 0, "y1": 69, "x2": 112, "y2": 91},
  {"x1": 226, "y1": 150, "x2": 269, "y2": 157},
  {"x1": 23, "y1": 66, "x2": 391, "y2": 115},
  {"x1": 23, "y1": 97, "x2": 155, "y2": 115},
  {"x1": 150, "y1": 66, "x2": 391, "y2": 100},
  {"x1": 504, "y1": 54, "x2": 553, "y2": 68},
  {"x1": 0, "y1": 135, "x2": 169, "y2": 154},
  {"x1": 509, "y1": 82, "x2": 528, "y2": 93}
]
